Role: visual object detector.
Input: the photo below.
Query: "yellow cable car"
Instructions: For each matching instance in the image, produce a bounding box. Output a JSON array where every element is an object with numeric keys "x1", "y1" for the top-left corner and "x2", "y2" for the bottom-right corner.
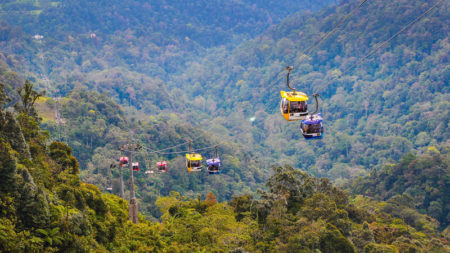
[
  {"x1": 186, "y1": 153, "x2": 202, "y2": 172},
  {"x1": 279, "y1": 66, "x2": 309, "y2": 121},
  {"x1": 280, "y1": 90, "x2": 309, "y2": 121}
]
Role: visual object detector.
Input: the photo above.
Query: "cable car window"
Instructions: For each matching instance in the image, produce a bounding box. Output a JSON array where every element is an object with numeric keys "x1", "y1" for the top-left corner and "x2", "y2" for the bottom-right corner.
[
  {"x1": 303, "y1": 123, "x2": 322, "y2": 133},
  {"x1": 289, "y1": 101, "x2": 307, "y2": 113},
  {"x1": 189, "y1": 160, "x2": 201, "y2": 167},
  {"x1": 209, "y1": 165, "x2": 219, "y2": 170},
  {"x1": 282, "y1": 98, "x2": 289, "y2": 113}
]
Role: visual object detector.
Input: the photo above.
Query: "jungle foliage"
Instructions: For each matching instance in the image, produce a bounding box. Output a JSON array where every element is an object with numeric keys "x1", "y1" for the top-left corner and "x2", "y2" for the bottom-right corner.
[
  {"x1": 350, "y1": 146, "x2": 450, "y2": 229},
  {"x1": 0, "y1": 81, "x2": 447, "y2": 252},
  {"x1": 0, "y1": 0, "x2": 447, "y2": 186},
  {"x1": 0, "y1": 0, "x2": 448, "y2": 251}
]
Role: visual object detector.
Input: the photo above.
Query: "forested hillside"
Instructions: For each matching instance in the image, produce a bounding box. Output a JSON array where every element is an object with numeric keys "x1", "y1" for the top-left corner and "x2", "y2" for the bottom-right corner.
[
  {"x1": 0, "y1": 81, "x2": 447, "y2": 251},
  {"x1": 0, "y1": 0, "x2": 447, "y2": 208},
  {"x1": 170, "y1": 0, "x2": 449, "y2": 183},
  {"x1": 0, "y1": 0, "x2": 449, "y2": 250},
  {"x1": 1, "y1": 0, "x2": 447, "y2": 184},
  {"x1": 33, "y1": 87, "x2": 265, "y2": 217},
  {"x1": 0, "y1": 0, "x2": 334, "y2": 85},
  {"x1": 350, "y1": 145, "x2": 449, "y2": 229}
]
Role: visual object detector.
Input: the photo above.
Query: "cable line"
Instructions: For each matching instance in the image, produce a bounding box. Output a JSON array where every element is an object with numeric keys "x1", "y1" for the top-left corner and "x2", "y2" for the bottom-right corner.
[
  {"x1": 259, "y1": 0, "x2": 370, "y2": 94},
  {"x1": 341, "y1": 0, "x2": 445, "y2": 76},
  {"x1": 191, "y1": 144, "x2": 222, "y2": 152},
  {"x1": 259, "y1": 69, "x2": 286, "y2": 92},
  {"x1": 121, "y1": 136, "x2": 223, "y2": 156},
  {"x1": 302, "y1": 0, "x2": 370, "y2": 57},
  {"x1": 138, "y1": 134, "x2": 204, "y2": 154}
]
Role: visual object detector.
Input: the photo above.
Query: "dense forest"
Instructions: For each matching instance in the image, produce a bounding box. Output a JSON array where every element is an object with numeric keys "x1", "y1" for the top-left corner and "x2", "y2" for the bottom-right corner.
[
  {"x1": 0, "y1": 0, "x2": 448, "y2": 251},
  {"x1": 350, "y1": 146, "x2": 449, "y2": 229},
  {"x1": 35, "y1": 89, "x2": 266, "y2": 217},
  {"x1": 0, "y1": 82, "x2": 447, "y2": 251},
  {"x1": 170, "y1": 0, "x2": 449, "y2": 184}
]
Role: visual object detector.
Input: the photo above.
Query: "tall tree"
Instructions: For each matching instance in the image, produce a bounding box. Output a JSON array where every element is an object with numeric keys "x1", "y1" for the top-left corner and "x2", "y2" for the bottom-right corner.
[{"x1": 14, "y1": 80, "x2": 45, "y2": 120}]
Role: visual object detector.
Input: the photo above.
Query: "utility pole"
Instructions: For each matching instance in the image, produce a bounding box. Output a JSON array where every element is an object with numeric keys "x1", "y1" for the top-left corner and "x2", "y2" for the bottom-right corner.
[
  {"x1": 118, "y1": 147, "x2": 125, "y2": 199},
  {"x1": 107, "y1": 163, "x2": 114, "y2": 193},
  {"x1": 119, "y1": 143, "x2": 142, "y2": 224}
]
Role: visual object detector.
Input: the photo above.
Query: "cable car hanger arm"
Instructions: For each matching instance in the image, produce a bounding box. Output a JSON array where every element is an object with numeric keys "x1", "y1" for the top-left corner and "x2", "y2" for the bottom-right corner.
[
  {"x1": 310, "y1": 93, "x2": 320, "y2": 116},
  {"x1": 285, "y1": 66, "x2": 296, "y2": 93}
]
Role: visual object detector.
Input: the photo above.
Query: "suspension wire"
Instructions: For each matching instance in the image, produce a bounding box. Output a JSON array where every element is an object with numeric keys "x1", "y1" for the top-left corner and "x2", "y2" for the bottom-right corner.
[
  {"x1": 340, "y1": 0, "x2": 445, "y2": 76},
  {"x1": 122, "y1": 143, "x2": 222, "y2": 155},
  {"x1": 138, "y1": 134, "x2": 204, "y2": 154},
  {"x1": 258, "y1": 0, "x2": 371, "y2": 95},
  {"x1": 259, "y1": 69, "x2": 286, "y2": 92},
  {"x1": 192, "y1": 144, "x2": 222, "y2": 152},
  {"x1": 302, "y1": 0, "x2": 370, "y2": 57}
]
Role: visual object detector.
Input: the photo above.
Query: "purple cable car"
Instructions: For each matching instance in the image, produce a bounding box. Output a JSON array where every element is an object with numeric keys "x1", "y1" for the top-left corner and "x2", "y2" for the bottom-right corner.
[
  {"x1": 207, "y1": 157, "x2": 221, "y2": 174},
  {"x1": 300, "y1": 114, "x2": 323, "y2": 139}
]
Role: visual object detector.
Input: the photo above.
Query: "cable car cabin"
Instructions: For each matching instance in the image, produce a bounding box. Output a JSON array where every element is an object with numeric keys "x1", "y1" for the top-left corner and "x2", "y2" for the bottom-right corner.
[
  {"x1": 119, "y1": 157, "x2": 129, "y2": 165},
  {"x1": 157, "y1": 161, "x2": 168, "y2": 173},
  {"x1": 300, "y1": 114, "x2": 324, "y2": 139},
  {"x1": 106, "y1": 187, "x2": 112, "y2": 192},
  {"x1": 207, "y1": 158, "x2": 221, "y2": 174},
  {"x1": 186, "y1": 153, "x2": 202, "y2": 172},
  {"x1": 280, "y1": 91, "x2": 309, "y2": 121},
  {"x1": 132, "y1": 162, "x2": 140, "y2": 171}
]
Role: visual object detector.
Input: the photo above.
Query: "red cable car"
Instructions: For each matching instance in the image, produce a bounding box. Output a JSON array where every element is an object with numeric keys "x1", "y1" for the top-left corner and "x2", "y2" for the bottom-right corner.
[
  {"x1": 157, "y1": 161, "x2": 168, "y2": 173},
  {"x1": 132, "y1": 162, "x2": 139, "y2": 171},
  {"x1": 119, "y1": 157, "x2": 129, "y2": 166}
]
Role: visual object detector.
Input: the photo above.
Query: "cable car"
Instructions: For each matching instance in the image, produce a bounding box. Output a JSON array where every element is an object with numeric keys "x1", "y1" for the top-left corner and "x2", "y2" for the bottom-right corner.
[
  {"x1": 157, "y1": 161, "x2": 168, "y2": 173},
  {"x1": 300, "y1": 93, "x2": 323, "y2": 139},
  {"x1": 119, "y1": 157, "x2": 129, "y2": 165},
  {"x1": 207, "y1": 146, "x2": 221, "y2": 174},
  {"x1": 186, "y1": 153, "x2": 202, "y2": 172},
  {"x1": 207, "y1": 158, "x2": 221, "y2": 174},
  {"x1": 186, "y1": 141, "x2": 202, "y2": 172},
  {"x1": 280, "y1": 66, "x2": 309, "y2": 121},
  {"x1": 106, "y1": 187, "x2": 112, "y2": 192},
  {"x1": 280, "y1": 91, "x2": 309, "y2": 121},
  {"x1": 132, "y1": 162, "x2": 139, "y2": 171},
  {"x1": 300, "y1": 114, "x2": 324, "y2": 139}
]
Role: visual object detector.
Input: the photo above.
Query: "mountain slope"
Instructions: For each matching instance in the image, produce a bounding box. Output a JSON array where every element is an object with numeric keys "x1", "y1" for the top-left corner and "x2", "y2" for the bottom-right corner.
[
  {"x1": 350, "y1": 145, "x2": 450, "y2": 229},
  {"x1": 1, "y1": 86, "x2": 447, "y2": 251},
  {"x1": 0, "y1": 0, "x2": 335, "y2": 85},
  {"x1": 170, "y1": 0, "x2": 449, "y2": 182},
  {"x1": 33, "y1": 88, "x2": 265, "y2": 217}
]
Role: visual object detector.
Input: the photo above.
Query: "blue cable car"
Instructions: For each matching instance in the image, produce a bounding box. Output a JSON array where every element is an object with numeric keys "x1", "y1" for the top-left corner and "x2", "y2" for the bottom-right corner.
[
  {"x1": 300, "y1": 114, "x2": 323, "y2": 139},
  {"x1": 207, "y1": 158, "x2": 221, "y2": 174},
  {"x1": 207, "y1": 146, "x2": 221, "y2": 174}
]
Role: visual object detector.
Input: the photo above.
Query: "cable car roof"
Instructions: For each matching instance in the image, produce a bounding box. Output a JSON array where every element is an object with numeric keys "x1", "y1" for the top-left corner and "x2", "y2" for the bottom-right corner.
[
  {"x1": 302, "y1": 114, "x2": 323, "y2": 125},
  {"x1": 280, "y1": 91, "x2": 309, "y2": 101},
  {"x1": 186, "y1": 153, "x2": 202, "y2": 160},
  {"x1": 207, "y1": 158, "x2": 221, "y2": 166}
]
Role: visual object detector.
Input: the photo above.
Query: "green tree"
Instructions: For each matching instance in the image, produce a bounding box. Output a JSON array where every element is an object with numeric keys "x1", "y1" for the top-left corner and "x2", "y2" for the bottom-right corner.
[
  {"x1": 320, "y1": 223, "x2": 356, "y2": 253},
  {"x1": 14, "y1": 81, "x2": 44, "y2": 119},
  {"x1": 49, "y1": 142, "x2": 80, "y2": 175},
  {"x1": 0, "y1": 141, "x2": 17, "y2": 193},
  {"x1": 0, "y1": 82, "x2": 10, "y2": 108}
]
